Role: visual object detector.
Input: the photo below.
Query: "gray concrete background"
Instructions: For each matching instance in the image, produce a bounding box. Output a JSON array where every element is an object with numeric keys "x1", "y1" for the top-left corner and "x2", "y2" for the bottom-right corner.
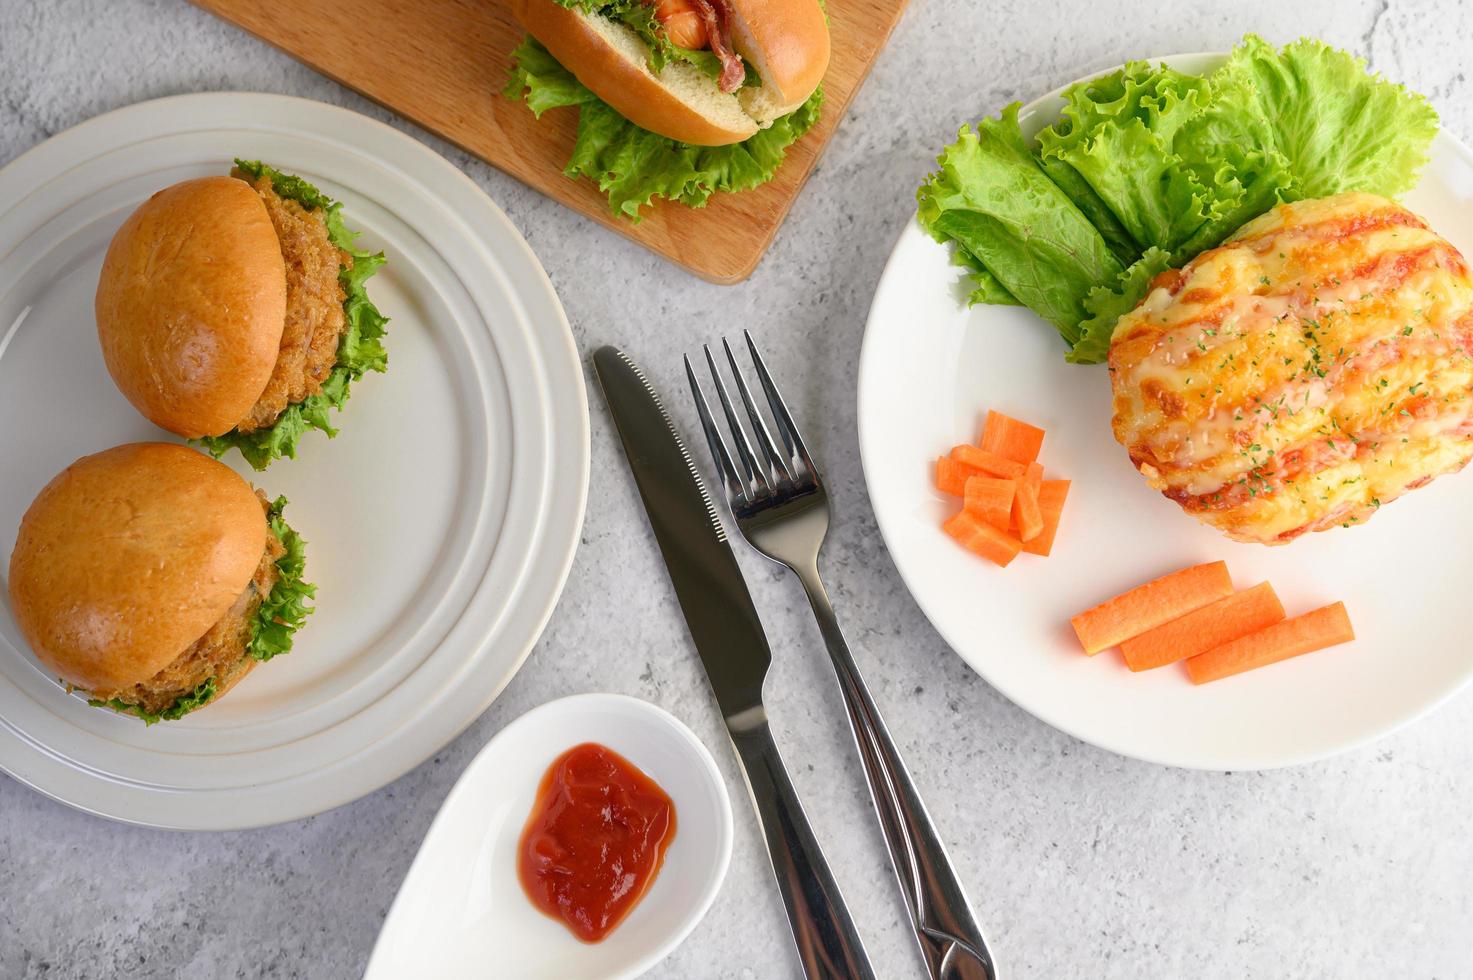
[{"x1": 2, "y1": 0, "x2": 1471, "y2": 977}]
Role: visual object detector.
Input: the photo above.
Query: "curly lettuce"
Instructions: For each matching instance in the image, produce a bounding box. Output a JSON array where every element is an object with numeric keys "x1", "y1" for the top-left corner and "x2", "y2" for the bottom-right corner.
[
  {"x1": 250, "y1": 496, "x2": 316, "y2": 662},
  {"x1": 196, "y1": 160, "x2": 388, "y2": 469},
  {"x1": 919, "y1": 34, "x2": 1439, "y2": 364},
  {"x1": 917, "y1": 103, "x2": 1124, "y2": 342},
  {"x1": 504, "y1": 37, "x2": 821, "y2": 219},
  {"x1": 89, "y1": 678, "x2": 219, "y2": 727}
]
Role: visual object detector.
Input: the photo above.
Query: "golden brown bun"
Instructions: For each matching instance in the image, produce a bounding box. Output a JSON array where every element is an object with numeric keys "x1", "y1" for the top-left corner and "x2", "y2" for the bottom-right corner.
[
  {"x1": 96, "y1": 176, "x2": 287, "y2": 439},
  {"x1": 731, "y1": 0, "x2": 830, "y2": 122},
  {"x1": 512, "y1": 0, "x2": 769, "y2": 146},
  {"x1": 7, "y1": 443, "x2": 269, "y2": 694}
]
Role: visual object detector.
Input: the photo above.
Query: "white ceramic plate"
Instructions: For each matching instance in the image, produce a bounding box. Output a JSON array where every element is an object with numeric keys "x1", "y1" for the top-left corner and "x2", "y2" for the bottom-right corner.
[
  {"x1": 859, "y1": 54, "x2": 1473, "y2": 770},
  {"x1": 0, "y1": 93, "x2": 589, "y2": 827},
  {"x1": 365, "y1": 694, "x2": 732, "y2": 980}
]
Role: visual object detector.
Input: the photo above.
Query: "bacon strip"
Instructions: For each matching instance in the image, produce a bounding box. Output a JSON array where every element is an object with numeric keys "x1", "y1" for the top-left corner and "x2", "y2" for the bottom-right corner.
[{"x1": 688, "y1": 0, "x2": 745, "y2": 93}]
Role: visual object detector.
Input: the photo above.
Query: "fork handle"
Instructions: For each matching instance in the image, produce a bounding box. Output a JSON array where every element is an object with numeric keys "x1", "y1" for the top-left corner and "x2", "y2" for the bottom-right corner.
[
  {"x1": 795, "y1": 563, "x2": 997, "y2": 980},
  {"x1": 729, "y1": 718, "x2": 877, "y2": 980}
]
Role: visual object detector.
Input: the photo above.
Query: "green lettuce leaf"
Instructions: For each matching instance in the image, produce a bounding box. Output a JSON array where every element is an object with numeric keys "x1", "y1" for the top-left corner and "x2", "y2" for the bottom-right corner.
[
  {"x1": 918, "y1": 34, "x2": 1439, "y2": 364},
  {"x1": 1180, "y1": 35, "x2": 1439, "y2": 201},
  {"x1": 1066, "y1": 247, "x2": 1173, "y2": 365},
  {"x1": 196, "y1": 160, "x2": 389, "y2": 470},
  {"x1": 250, "y1": 496, "x2": 316, "y2": 662},
  {"x1": 89, "y1": 677, "x2": 218, "y2": 726},
  {"x1": 917, "y1": 103, "x2": 1124, "y2": 342},
  {"x1": 504, "y1": 37, "x2": 820, "y2": 219},
  {"x1": 1037, "y1": 62, "x2": 1216, "y2": 258}
]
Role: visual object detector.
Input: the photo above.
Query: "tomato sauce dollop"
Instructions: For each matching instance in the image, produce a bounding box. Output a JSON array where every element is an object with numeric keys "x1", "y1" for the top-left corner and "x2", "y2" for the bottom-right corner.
[{"x1": 517, "y1": 743, "x2": 677, "y2": 943}]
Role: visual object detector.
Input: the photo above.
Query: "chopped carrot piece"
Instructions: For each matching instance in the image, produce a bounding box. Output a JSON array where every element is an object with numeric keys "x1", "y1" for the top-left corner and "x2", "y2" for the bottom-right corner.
[
  {"x1": 1022, "y1": 479, "x2": 1070, "y2": 556},
  {"x1": 935, "y1": 456, "x2": 977, "y2": 496},
  {"x1": 1120, "y1": 582, "x2": 1285, "y2": 671},
  {"x1": 1187, "y1": 602, "x2": 1355, "y2": 684},
  {"x1": 943, "y1": 511, "x2": 1023, "y2": 567},
  {"x1": 1011, "y1": 462, "x2": 1045, "y2": 542},
  {"x1": 951, "y1": 445, "x2": 1026, "y2": 479},
  {"x1": 1070, "y1": 561, "x2": 1234, "y2": 655},
  {"x1": 980, "y1": 411, "x2": 1045, "y2": 464},
  {"x1": 964, "y1": 475, "x2": 1016, "y2": 529}
]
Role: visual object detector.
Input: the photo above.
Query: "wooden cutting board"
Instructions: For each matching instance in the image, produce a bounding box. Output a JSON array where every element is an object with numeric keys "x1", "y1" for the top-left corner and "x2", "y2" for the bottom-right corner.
[{"x1": 190, "y1": 0, "x2": 910, "y2": 283}]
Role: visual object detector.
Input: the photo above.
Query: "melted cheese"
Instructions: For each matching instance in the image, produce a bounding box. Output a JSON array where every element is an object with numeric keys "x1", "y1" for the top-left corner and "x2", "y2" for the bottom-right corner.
[{"x1": 1109, "y1": 192, "x2": 1473, "y2": 544}]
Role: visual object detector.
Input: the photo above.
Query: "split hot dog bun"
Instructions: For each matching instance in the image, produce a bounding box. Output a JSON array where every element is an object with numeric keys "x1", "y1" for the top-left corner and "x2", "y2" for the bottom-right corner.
[{"x1": 510, "y1": 0, "x2": 829, "y2": 147}]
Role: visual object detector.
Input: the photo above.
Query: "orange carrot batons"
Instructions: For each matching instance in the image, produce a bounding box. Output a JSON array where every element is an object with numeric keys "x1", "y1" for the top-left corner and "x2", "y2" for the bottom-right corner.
[
  {"x1": 1070, "y1": 561, "x2": 1234, "y2": 655},
  {"x1": 1022, "y1": 479, "x2": 1070, "y2": 556},
  {"x1": 943, "y1": 511, "x2": 1023, "y2": 567},
  {"x1": 963, "y1": 476, "x2": 1016, "y2": 529},
  {"x1": 1186, "y1": 602, "x2": 1355, "y2": 684},
  {"x1": 1120, "y1": 582, "x2": 1285, "y2": 672},
  {"x1": 951, "y1": 444, "x2": 1026, "y2": 479},
  {"x1": 935, "y1": 456, "x2": 974, "y2": 496},
  {"x1": 1012, "y1": 462, "x2": 1045, "y2": 541},
  {"x1": 980, "y1": 411, "x2": 1045, "y2": 465}
]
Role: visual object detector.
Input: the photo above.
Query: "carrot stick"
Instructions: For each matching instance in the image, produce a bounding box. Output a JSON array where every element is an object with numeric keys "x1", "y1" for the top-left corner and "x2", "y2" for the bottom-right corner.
[
  {"x1": 1120, "y1": 582, "x2": 1285, "y2": 671},
  {"x1": 963, "y1": 475, "x2": 1016, "y2": 529},
  {"x1": 951, "y1": 445, "x2": 1026, "y2": 479},
  {"x1": 943, "y1": 511, "x2": 1023, "y2": 567},
  {"x1": 979, "y1": 411, "x2": 1045, "y2": 464},
  {"x1": 1022, "y1": 479, "x2": 1070, "y2": 556},
  {"x1": 1011, "y1": 462, "x2": 1045, "y2": 542},
  {"x1": 1187, "y1": 603, "x2": 1355, "y2": 684},
  {"x1": 1070, "y1": 561, "x2": 1234, "y2": 655}
]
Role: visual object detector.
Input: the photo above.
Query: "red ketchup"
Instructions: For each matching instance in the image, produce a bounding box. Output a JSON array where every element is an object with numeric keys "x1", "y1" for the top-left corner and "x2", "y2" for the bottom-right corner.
[{"x1": 517, "y1": 743, "x2": 677, "y2": 943}]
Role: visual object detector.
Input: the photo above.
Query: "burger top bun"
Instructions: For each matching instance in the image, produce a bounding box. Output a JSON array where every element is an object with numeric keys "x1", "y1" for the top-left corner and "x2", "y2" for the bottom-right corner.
[
  {"x1": 7, "y1": 443, "x2": 269, "y2": 694},
  {"x1": 96, "y1": 176, "x2": 287, "y2": 439}
]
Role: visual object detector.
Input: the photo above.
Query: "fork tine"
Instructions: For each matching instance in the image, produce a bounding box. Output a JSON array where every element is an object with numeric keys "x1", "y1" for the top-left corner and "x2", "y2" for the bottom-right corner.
[
  {"x1": 722, "y1": 337, "x2": 792, "y2": 484},
  {"x1": 703, "y1": 345, "x2": 770, "y2": 494},
  {"x1": 684, "y1": 354, "x2": 746, "y2": 503},
  {"x1": 744, "y1": 329, "x2": 816, "y2": 477}
]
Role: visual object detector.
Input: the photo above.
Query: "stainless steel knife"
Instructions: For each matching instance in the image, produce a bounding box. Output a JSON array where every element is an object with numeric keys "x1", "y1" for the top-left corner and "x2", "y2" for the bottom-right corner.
[{"x1": 594, "y1": 346, "x2": 875, "y2": 980}]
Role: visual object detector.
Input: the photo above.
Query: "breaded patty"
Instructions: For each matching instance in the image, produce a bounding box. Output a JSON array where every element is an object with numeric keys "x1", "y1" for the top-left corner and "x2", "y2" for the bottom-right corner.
[
  {"x1": 92, "y1": 494, "x2": 286, "y2": 713},
  {"x1": 234, "y1": 171, "x2": 350, "y2": 433},
  {"x1": 1109, "y1": 192, "x2": 1473, "y2": 544}
]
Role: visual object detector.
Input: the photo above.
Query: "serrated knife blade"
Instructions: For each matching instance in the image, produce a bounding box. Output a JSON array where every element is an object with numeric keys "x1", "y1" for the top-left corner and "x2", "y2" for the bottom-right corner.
[
  {"x1": 592, "y1": 345, "x2": 770, "y2": 726},
  {"x1": 593, "y1": 345, "x2": 875, "y2": 980}
]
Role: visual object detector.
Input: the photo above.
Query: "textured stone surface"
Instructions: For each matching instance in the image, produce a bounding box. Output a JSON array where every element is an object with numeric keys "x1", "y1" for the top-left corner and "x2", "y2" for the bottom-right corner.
[{"x1": 3, "y1": 0, "x2": 1472, "y2": 977}]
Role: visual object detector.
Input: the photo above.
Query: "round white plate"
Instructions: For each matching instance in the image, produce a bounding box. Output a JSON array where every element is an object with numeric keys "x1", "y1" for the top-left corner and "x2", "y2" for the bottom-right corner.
[
  {"x1": 366, "y1": 694, "x2": 732, "y2": 980},
  {"x1": 859, "y1": 54, "x2": 1473, "y2": 770},
  {"x1": 0, "y1": 93, "x2": 589, "y2": 827}
]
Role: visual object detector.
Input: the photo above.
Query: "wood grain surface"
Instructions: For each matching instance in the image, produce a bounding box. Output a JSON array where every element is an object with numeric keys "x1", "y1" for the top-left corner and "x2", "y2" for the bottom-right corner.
[{"x1": 190, "y1": 0, "x2": 910, "y2": 283}]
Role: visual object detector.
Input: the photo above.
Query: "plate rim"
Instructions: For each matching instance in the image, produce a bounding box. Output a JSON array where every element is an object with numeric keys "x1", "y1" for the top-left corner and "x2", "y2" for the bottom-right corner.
[
  {"x1": 858, "y1": 52, "x2": 1473, "y2": 770},
  {"x1": 0, "y1": 91, "x2": 591, "y2": 827}
]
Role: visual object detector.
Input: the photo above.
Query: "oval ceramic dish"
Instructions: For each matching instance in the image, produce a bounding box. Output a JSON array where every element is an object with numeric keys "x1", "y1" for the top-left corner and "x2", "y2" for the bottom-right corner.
[{"x1": 366, "y1": 693, "x2": 733, "y2": 980}]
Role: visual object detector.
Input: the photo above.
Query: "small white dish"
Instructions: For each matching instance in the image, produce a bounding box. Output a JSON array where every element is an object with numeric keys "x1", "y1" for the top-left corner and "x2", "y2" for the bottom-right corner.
[{"x1": 365, "y1": 693, "x2": 733, "y2": 980}]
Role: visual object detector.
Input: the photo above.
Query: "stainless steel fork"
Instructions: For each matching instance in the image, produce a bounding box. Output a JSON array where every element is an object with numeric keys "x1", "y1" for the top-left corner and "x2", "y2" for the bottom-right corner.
[{"x1": 686, "y1": 332, "x2": 997, "y2": 980}]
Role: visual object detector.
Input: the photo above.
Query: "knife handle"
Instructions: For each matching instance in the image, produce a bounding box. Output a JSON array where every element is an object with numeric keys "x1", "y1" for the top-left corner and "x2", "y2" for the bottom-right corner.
[{"x1": 729, "y1": 719, "x2": 876, "y2": 980}]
